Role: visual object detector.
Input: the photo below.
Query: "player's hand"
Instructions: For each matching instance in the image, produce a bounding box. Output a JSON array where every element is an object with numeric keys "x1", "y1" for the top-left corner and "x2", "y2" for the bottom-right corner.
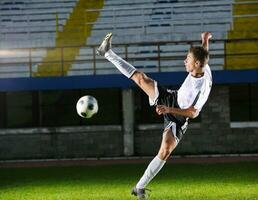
[
  {"x1": 156, "y1": 105, "x2": 170, "y2": 115},
  {"x1": 201, "y1": 32, "x2": 212, "y2": 42}
]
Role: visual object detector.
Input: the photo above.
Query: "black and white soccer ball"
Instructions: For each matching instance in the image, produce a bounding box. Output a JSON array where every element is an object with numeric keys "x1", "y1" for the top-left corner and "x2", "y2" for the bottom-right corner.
[{"x1": 76, "y1": 95, "x2": 98, "y2": 118}]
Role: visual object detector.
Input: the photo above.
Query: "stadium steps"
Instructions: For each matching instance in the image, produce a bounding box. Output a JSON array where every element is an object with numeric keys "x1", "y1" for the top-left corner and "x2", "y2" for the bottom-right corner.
[
  {"x1": 33, "y1": 0, "x2": 104, "y2": 77},
  {"x1": 0, "y1": 0, "x2": 76, "y2": 48},
  {"x1": 225, "y1": 0, "x2": 258, "y2": 69},
  {"x1": 70, "y1": 0, "x2": 230, "y2": 75},
  {"x1": 85, "y1": 0, "x2": 232, "y2": 45},
  {"x1": 0, "y1": 0, "x2": 77, "y2": 78},
  {"x1": 0, "y1": 0, "x2": 234, "y2": 77}
]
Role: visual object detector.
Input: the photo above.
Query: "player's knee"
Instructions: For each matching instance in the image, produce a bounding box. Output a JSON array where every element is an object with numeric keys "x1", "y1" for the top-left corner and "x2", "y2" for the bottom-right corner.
[
  {"x1": 132, "y1": 71, "x2": 148, "y2": 86},
  {"x1": 158, "y1": 145, "x2": 173, "y2": 160}
]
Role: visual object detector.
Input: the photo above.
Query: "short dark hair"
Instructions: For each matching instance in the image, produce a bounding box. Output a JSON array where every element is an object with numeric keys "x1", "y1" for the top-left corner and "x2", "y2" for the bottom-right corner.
[{"x1": 189, "y1": 46, "x2": 209, "y2": 68}]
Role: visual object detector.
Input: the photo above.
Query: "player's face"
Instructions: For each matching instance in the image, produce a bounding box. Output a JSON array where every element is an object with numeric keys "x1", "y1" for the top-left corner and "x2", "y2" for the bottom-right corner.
[{"x1": 184, "y1": 52, "x2": 200, "y2": 72}]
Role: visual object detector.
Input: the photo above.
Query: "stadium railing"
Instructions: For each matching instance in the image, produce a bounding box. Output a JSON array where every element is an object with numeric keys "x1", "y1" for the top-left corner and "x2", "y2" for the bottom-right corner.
[{"x1": 0, "y1": 38, "x2": 257, "y2": 78}]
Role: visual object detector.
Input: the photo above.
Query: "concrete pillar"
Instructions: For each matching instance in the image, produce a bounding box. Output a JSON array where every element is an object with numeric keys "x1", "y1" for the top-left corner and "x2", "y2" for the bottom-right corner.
[{"x1": 122, "y1": 88, "x2": 134, "y2": 156}]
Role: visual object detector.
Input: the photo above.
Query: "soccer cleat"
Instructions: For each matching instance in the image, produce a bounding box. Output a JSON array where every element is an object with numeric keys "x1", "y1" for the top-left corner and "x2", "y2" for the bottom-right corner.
[
  {"x1": 131, "y1": 187, "x2": 151, "y2": 200},
  {"x1": 96, "y1": 32, "x2": 113, "y2": 56}
]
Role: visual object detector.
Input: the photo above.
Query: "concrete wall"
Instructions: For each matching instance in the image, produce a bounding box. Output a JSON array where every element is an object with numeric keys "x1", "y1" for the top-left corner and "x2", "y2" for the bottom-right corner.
[
  {"x1": 135, "y1": 125, "x2": 258, "y2": 156},
  {"x1": 135, "y1": 86, "x2": 258, "y2": 156},
  {"x1": 0, "y1": 126, "x2": 123, "y2": 160},
  {"x1": 0, "y1": 85, "x2": 257, "y2": 160}
]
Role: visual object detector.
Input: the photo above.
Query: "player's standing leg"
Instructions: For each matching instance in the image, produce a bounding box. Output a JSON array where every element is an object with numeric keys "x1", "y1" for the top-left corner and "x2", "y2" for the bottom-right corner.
[{"x1": 131, "y1": 128, "x2": 177, "y2": 199}]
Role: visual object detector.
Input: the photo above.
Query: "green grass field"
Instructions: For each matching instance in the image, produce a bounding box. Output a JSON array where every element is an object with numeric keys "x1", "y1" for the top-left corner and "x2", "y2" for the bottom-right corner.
[{"x1": 0, "y1": 161, "x2": 258, "y2": 200}]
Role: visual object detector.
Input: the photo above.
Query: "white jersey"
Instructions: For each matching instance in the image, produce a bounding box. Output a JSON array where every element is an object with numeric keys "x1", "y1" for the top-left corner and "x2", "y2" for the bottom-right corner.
[{"x1": 177, "y1": 64, "x2": 212, "y2": 112}]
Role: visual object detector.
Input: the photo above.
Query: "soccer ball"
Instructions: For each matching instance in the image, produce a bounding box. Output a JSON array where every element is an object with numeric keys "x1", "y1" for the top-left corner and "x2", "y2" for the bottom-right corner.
[{"x1": 76, "y1": 95, "x2": 98, "y2": 118}]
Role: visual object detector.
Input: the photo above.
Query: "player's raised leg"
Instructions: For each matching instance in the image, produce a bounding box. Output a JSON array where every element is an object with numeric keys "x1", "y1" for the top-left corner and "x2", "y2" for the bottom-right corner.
[{"x1": 97, "y1": 33, "x2": 156, "y2": 101}]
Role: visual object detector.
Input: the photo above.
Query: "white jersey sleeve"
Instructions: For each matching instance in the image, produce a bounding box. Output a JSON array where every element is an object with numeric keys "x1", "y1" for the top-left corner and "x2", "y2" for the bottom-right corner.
[
  {"x1": 194, "y1": 65, "x2": 212, "y2": 111},
  {"x1": 177, "y1": 64, "x2": 212, "y2": 112}
]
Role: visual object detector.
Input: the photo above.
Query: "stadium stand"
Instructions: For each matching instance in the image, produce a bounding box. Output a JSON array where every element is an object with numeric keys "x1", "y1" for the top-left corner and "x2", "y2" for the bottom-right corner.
[
  {"x1": 0, "y1": 0, "x2": 78, "y2": 77},
  {"x1": 85, "y1": 0, "x2": 232, "y2": 43},
  {"x1": 1, "y1": 0, "x2": 257, "y2": 77},
  {"x1": 226, "y1": 0, "x2": 258, "y2": 69},
  {"x1": 0, "y1": 48, "x2": 46, "y2": 78},
  {"x1": 0, "y1": 0, "x2": 77, "y2": 48},
  {"x1": 69, "y1": 0, "x2": 233, "y2": 75},
  {"x1": 34, "y1": 0, "x2": 104, "y2": 77}
]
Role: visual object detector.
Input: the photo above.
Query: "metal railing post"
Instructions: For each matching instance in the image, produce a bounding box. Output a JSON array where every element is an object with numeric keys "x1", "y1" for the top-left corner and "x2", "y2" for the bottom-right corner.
[
  {"x1": 230, "y1": 1, "x2": 234, "y2": 30},
  {"x1": 170, "y1": 6, "x2": 174, "y2": 38},
  {"x1": 29, "y1": 48, "x2": 32, "y2": 77},
  {"x1": 157, "y1": 44, "x2": 161, "y2": 72},
  {"x1": 61, "y1": 47, "x2": 64, "y2": 76},
  {"x1": 113, "y1": 8, "x2": 116, "y2": 32},
  {"x1": 142, "y1": 7, "x2": 146, "y2": 35},
  {"x1": 125, "y1": 44, "x2": 128, "y2": 61},
  {"x1": 224, "y1": 40, "x2": 227, "y2": 70},
  {"x1": 93, "y1": 46, "x2": 96, "y2": 75},
  {"x1": 201, "y1": 5, "x2": 204, "y2": 32},
  {"x1": 56, "y1": 12, "x2": 59, "y2": 33}
]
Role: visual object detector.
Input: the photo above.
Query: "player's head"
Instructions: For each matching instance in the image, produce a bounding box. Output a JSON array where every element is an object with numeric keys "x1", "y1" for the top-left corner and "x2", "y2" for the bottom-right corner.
[{"x1": 184, "y1": 46, "x2": 209, "y2": 72}]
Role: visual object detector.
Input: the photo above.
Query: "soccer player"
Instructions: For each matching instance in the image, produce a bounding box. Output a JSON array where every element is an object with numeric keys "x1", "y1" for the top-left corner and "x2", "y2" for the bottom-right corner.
[{"x1": 97, "y1": 32, "x2": 212, "y2": 200}]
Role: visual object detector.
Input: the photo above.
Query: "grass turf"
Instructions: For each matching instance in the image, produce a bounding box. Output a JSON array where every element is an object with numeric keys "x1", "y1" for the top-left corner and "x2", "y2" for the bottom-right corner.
[{"x1": 0, "y1": 161, "x2": 258, "y2": 200}]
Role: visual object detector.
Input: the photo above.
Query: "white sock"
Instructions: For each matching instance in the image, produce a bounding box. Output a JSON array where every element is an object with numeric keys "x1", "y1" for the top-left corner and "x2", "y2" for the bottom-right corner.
[
  {"x1": 136, "y1": 156, "x2": 166, "y2": 189},
  {"x1": 104, "y1": 49, "x2": 136, "y2": 78}
]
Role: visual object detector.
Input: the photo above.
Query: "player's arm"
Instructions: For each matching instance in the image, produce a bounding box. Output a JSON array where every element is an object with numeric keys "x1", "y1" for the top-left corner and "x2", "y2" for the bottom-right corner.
[
  {"x1": 156, "y1": 105, "x2": 199, "y2": 119},
  {"x1": 201, "y1": 32, "x2": 212, "y2": 51}
]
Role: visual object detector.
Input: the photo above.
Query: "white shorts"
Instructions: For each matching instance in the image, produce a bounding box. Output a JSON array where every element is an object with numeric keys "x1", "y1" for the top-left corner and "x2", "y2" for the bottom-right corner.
[
  {"x1": 149, "y1": 81, "x2": 159, "y2": 106},
  {"x1": 164, "y1": 121, "x2": 179, "y2": 144}
]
